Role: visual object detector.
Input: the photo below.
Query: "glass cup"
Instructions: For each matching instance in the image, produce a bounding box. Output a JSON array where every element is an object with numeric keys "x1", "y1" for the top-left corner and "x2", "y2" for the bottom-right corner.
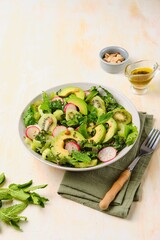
[{"x1": 125, "y1": 60, "x2": 159, "y2": 95}]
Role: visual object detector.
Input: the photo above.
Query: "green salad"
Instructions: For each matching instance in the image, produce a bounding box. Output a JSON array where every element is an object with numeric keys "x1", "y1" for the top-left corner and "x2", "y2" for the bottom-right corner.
[{"x1": 23, "y1": 86, "x2": 138, "y2": 168}]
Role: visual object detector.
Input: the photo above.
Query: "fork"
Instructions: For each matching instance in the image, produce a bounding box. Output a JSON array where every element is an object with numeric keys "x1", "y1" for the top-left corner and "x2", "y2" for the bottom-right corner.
[{"x1": 99, "y1": 128, "x2": 160, "y2": 210}]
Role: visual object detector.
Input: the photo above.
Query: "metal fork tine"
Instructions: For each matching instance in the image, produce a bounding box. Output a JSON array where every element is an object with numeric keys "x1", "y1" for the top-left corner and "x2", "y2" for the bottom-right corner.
[
  {"x1": 150, "y1": 131, "x2": 160, "y2": 150},
  {"x1": 128, "y1": 128, "x2": 160, "y2": 172},
  {"x1": 147, "y1": 129, "x2": 158, "y2": 147},
  {"x1": 142, "y1": 128, "x2": 155, "y2": 146}
]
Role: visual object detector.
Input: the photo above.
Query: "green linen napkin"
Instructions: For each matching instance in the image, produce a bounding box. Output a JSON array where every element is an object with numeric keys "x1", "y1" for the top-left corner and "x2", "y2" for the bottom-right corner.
[{"x1": 58, "y1": 113, "x2": 154, "y2": 218}]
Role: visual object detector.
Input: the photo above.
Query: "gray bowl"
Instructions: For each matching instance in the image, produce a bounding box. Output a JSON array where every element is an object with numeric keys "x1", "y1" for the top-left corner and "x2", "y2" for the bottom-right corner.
[{"x1": 99, "y1": 46, "x2": 129, "y2": 74}]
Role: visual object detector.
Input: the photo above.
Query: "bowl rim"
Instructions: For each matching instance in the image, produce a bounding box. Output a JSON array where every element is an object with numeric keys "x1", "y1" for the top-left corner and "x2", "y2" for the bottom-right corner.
[
  {"x1": 19, "y1": 82, "x2": 140, "y2": 172},
  {"x1": 99, "y1": 46, "x2": 129, "y2": 66}
]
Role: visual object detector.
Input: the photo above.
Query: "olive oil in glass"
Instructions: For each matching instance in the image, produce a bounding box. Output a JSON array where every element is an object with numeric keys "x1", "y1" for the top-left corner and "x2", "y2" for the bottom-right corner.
[
  {"x1": 125, "y1": 60, "x2": 159, "y2": 95},
  {"x1": 130, "y1": 67, "x2": 153, "y2": 89}
]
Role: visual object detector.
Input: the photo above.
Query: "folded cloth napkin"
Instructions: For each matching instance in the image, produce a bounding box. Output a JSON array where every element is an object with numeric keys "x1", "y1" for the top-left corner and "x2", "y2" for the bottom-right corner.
[{"x1": 58, "y1": 113, "x2": 153, "y2": 218}]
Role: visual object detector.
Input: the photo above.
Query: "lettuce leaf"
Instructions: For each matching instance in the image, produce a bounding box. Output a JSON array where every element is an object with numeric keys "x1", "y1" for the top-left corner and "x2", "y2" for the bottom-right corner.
[
  {"x1": 23, "y1": 105, "x2": 37, "y2": 127},
  {"x1": 40, "y1": 92, "x2": 51, "y2": 113},
  {"x1": 126, "y1": 126, "x2": 138, "y2": 146}
]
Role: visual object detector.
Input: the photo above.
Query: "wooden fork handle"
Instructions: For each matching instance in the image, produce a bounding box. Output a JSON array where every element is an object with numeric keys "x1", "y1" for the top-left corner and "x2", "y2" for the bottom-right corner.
[{"x1": 99, "y1": 169, "x2": 131, "y2": 210}]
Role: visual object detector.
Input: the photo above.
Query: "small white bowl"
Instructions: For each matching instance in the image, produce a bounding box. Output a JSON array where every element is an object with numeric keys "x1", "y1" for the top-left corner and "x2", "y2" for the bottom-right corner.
[{"x1": 99, "y1": 46, "x2": 129, "y2": 74}]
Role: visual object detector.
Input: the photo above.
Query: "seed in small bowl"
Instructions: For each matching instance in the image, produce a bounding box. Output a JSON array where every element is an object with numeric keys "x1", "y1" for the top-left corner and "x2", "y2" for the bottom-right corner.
[{"x1": 103, "y1": 52, "x2": 125, "y2": 64}]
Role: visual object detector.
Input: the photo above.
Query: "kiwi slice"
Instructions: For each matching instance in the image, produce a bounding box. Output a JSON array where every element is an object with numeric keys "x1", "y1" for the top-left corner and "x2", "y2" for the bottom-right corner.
[
  {"x1": 65, "y1": 109, "x2": 80, "y2": 121},
  {"x1": 38, "y1": 114, "x2": 57, "y2": 131},
  {"x1": 112, "y1": 108, "x2": 132, "y2": 124},
  {"x1": 90, "y1": 96, "x2": 106, "y2": 110},
  {"x1": 90, "y1": 96, "x2": 106, "y2": 116}
]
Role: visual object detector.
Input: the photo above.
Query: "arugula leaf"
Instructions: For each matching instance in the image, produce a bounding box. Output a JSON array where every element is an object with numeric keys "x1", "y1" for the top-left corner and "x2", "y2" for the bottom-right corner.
[
  {"x1": 0, "y1": 173, "x2": 5, "y2": 185},
  {"x1": 0, "y1": 203, "x2": 27, "y2": 231}
]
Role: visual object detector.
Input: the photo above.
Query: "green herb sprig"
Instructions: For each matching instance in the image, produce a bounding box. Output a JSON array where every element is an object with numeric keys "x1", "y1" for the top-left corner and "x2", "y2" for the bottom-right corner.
[{"x1": 0, "y1": 173, "x2": 49, "y2": 231}]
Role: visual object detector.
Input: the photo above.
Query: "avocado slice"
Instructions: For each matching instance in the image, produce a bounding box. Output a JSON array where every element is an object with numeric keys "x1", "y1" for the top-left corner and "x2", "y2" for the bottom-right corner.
[
  {"x1": 58, "y1": 86, "x2": 85, "y2": 99},
  {"x1": 51, "y1": 130, "x2": 85, "y2": 159},
  {"x1": 88, "y1": 124, "x2": 106, "y2": 143},
  {"x1": 74, "y1": 159, "x2": 98, "y2": 168},
  {"x1": 103, "y1": 118, "x2": 117, "y2": 143},
  {"x1": 66, "y1": 95, "x2": 88, "y2": 115}
]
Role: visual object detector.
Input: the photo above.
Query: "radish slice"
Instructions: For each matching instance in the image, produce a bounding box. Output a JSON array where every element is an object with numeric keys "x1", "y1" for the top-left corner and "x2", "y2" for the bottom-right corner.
[
  {"x1": 51, "y1": 96, "x2": 64, "y2": 103},
  {"x1": 52, "y1": 125, "x2": 67, "y2": 137},
  {"x1": 98, "y1": 147, "x2": 117, "y2": 162},
  {"x1": 64, "y1": 103, "x2": 77, "y2": 113},
  {"x1": 25, "y1": 125, "x2": 40, "y2": 140},
  {"x1": 65, "y1": 141, "x2": 80, "y2": 154}
]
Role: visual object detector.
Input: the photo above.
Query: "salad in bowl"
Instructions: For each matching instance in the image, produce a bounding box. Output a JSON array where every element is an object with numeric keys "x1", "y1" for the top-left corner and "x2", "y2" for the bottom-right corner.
[{"x1": 19, "y1": 83, "x2": 140, "y2": 171}]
